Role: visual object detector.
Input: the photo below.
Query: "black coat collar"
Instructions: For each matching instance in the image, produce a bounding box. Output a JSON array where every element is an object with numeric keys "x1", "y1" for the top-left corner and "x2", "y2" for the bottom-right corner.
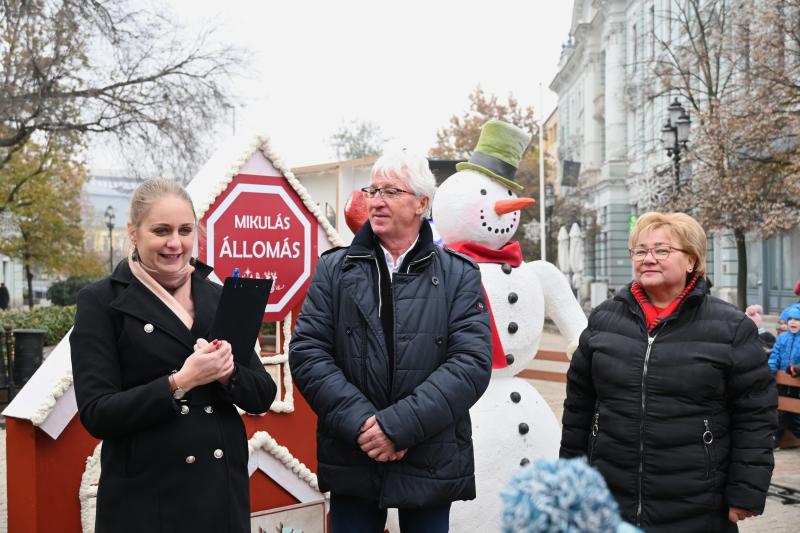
[
  {"x1": 108, "y1": 258, "x2": 217, "y2": 350},
  {"x1": 348, "y1": 219, "x2": 436, "y2": 266}
]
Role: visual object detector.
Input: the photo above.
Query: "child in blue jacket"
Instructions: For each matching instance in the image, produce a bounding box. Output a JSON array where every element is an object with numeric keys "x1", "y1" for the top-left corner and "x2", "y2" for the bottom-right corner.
[
  {"x1": 769, "y1": 305, "x2": 800, "y2": 375},
  {"x1": 770, "y1": 304, "x2": 800, "y2": 443}
]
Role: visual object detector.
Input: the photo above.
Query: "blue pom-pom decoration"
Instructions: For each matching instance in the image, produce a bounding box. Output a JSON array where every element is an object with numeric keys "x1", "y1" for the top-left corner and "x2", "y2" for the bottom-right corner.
[{"x1": 500, "y1": 458, "x2": 624, "y2": 533}]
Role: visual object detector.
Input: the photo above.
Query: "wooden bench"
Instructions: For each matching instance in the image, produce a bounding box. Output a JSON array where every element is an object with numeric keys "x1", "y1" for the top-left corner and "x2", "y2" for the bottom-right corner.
[
  {"x1": 776, "y1": 371, "x2": 800, "y2": 449},
  {"x1": 769, "y1": 372, "x2": 800, "y2": 504}
]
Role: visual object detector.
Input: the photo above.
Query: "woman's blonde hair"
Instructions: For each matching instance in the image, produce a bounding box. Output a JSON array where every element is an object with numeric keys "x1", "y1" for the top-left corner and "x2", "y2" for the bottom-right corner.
[
  {"x1": 628, "y1": 212, "x2": 708, "y2": 277},
  {"x1": 129, "y1": 179, "x2": 195, "y2": 228}
]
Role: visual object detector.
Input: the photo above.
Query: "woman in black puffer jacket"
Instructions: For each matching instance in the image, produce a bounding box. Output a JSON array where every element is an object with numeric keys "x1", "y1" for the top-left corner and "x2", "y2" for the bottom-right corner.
[{"x1": 560, "y1": 212, "x2": 777, "y2": 533}]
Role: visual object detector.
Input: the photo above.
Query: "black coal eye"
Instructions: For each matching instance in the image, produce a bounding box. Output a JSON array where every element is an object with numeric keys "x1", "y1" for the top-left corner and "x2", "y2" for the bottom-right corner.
[
  {"x1": 508, "y1": 190, "x2": 512, "y2": 196},
  {"x1": 480, "y1": 189, "x2": 487, "y2": 195}
]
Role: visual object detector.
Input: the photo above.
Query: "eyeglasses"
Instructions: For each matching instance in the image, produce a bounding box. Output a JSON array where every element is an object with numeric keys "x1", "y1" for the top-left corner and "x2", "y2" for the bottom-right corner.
[
  {"x1": 360, "y1": 186, "x2": 413, "y2": 199},
  {"x1": 629, "y1": 246, "x2": 688, "y2": 261}
]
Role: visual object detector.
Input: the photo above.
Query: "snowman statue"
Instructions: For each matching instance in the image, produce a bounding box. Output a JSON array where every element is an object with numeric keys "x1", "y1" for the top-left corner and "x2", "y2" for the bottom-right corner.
[{"x1": 434, "y1": 120, "x2": 588, "y2": 532}]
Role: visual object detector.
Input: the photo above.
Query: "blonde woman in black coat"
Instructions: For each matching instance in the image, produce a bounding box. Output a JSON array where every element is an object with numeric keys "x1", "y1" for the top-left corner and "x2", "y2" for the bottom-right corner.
[
  {"x1": 71, "y1": 179, "x2": 276, "y2": 533},
  {"x1": 560, "y1": 212, "x2": 777, "y2": 533}
]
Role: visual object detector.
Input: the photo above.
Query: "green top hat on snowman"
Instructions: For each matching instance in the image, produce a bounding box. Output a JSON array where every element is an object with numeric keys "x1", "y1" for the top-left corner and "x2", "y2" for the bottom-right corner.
[{"x1": 455, "y1": 119, "x2": 532, "y2": 192}]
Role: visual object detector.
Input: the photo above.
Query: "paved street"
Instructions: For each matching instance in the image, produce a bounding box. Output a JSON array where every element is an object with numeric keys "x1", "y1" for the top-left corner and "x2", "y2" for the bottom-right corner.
[{"x1": 1, "y1": 350, "x2": 798, "y2": 532}]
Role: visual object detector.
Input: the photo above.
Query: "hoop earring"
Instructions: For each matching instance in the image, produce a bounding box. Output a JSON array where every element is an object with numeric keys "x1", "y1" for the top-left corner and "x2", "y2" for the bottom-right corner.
[{"x1": 131, "y1": 248, "x2": 139, "y2": 262}]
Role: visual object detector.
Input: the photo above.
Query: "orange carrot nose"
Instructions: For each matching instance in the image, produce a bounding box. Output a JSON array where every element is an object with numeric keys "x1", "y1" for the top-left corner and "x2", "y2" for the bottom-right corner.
[{"x1": 495, "y1": 197, "x2": 535, "y2": 215}]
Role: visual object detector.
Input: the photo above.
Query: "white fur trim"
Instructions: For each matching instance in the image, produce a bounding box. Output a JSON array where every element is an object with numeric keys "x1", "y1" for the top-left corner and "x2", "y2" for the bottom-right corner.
[
  {"x1": 243, "y1": 311, "x2": 295, "y2": 416},
  {"x1": 30, "y1": 370, "x2": 73, "y2": 427},
  {"x1": 247, "y1": 430, "x2": 319, "y2": 491},
  {"x1": 79, "y1": 443, "x2": 102, "y2": 533}
]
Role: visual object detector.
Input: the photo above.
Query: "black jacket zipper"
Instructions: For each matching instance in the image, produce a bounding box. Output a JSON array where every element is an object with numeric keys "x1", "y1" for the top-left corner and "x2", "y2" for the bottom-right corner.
[
  {"x1": 703, "y1": 418, "x2": 714, "y2": 479},
  {"x1": 589, "y1": 410, "x2": 600, "y2": 464},
  {"x1": 615, "y1": 287, "x2": 700, "y2": 526},
  {"x1": 636, "y1": 333, "x2": 657, "y2": 525}
]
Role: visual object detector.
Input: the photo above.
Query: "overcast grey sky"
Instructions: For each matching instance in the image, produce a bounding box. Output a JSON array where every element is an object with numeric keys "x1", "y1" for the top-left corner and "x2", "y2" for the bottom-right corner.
[{"x1": 93, "y1": 0, "x2": 575, "y2": 170}]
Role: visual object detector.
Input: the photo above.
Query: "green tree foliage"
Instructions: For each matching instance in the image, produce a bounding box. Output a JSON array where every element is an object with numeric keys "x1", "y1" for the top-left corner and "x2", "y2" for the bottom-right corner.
[
  {"x1": 0, "y1": 305, "x2": 76, "y2": 345},
  {"x1": 430, "y1": 86, "x2": 543, "y2": 260},
  {"x1": 47, "y1": 275, "x2": 103, "y2": 306},
  {"x1": 329, "y1": 120, "x2": 389, "y2": 160},
  {"x1": 0, "y1": 136, "x2": 88, "y2": 308}
]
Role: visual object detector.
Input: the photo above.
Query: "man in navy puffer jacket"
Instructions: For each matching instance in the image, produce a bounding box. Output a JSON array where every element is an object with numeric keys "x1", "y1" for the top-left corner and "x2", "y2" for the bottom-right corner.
[{"x1": 290, "y1": 152, "x2": 492, "y2": 533}]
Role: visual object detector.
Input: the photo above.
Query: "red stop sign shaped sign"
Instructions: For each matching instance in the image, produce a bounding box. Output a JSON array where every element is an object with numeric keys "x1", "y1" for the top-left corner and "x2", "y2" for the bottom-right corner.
[{"x1": 200, "y1": 174, "x2": 318, "y2": 321}]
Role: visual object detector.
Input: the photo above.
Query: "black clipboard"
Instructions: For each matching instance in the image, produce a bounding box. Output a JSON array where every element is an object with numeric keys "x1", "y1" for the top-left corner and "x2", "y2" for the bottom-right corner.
[{"x1": 210, "y1": 277, "x2": 272, "y2": 364}]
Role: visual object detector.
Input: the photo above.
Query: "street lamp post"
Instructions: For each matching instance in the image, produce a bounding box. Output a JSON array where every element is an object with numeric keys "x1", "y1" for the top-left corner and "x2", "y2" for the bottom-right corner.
[
  {"x1": 544, "y1": 184, "x2": 556, "y2": 261},
  {"x1": 544, "y1": 184, "x2": 555, "y2": 222},
  {"x1": 661, "y1": 98, "x2": 691, "y2": 193},
  {"x1": 104, "y1": 205, "x2": 116, "y2": 273}
]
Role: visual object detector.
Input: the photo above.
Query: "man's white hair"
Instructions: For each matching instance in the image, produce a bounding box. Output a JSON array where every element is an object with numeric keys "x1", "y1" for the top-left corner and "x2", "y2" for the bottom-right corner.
[{"x1": 370, "y1": 151, "x2": 436, "y2": 218}]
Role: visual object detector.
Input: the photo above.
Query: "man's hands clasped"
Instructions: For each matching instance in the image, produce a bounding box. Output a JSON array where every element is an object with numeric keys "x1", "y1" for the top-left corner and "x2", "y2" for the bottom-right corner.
[
  {"x1": 172, "y1": 338, "x2": 235, "y2": 392},
  {"x1": 358, "y1": 415, "x2": 407, "y2": 463}
]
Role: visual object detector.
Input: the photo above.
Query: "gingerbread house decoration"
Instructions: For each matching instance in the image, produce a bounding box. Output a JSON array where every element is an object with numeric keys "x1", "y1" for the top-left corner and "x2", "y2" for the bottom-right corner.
[{"x1": 3, "y1": 133, "x2": 345, "y2": 533}]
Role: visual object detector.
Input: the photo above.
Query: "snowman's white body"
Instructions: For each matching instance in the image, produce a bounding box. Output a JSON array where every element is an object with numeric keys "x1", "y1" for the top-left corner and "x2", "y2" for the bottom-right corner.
[
  {"x1": 455, "y1": 376, "x2": 561, "y2": 527},
  {"x1": 437, "y1": 169, "x2": 586, "y2": 531},
  {"x1": 449, "y1": 259, "x2": 583, "y2": 531},
  {"x1": 480, "y1": 262, "x2": 545, "y2": 372}
]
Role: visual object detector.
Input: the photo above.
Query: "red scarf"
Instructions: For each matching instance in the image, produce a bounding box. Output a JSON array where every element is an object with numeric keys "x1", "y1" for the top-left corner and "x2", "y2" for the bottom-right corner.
[
  {"x1": 447, "y1": 241, "x2": 524, "y2": 368},
  {"x1": 631, "y1": 273, "x2": 699, "y2": 332},
  {"x1": 447, "y1": 241, "x2": 523, "y2": 267}
]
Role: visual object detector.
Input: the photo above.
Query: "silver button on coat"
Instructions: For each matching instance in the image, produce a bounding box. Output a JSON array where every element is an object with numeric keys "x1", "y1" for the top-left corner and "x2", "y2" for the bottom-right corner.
[
  {"x1": 204, "y1": 406, "x2": 214, "y2": 414},
  {"x1": 213, "y1": 449, "x2": 223, "y2": 459},
  {"x1": 180, "y1": 405, "x2": 190, "y2": 415},
  {"x1": 143, "y1": 323, "x2": 154, "y2": 333},
  {"x1": 185, "y1": 455, "x2": 196, "y2": 464}
]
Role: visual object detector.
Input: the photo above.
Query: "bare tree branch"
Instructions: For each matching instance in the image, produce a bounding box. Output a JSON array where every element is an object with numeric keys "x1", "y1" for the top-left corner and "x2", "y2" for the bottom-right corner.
[
  {"x1": 639, "y1": 0, "x2": 800, "y2": 307},
  {"x1": 0, "y1": 0, "x2": 246, "y2": 178}
]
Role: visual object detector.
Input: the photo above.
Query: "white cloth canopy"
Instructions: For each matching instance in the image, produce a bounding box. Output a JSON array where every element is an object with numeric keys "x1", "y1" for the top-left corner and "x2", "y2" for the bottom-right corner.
[{"x1": 557, "y1": 226, "x2": 570, "y2": 273}]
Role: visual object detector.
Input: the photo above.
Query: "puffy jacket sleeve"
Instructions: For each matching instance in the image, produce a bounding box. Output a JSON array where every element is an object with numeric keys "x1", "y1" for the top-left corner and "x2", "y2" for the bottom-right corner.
[
  {"x1": 767, "y1": 333, "x2": 787, "y2": 373},
  {"x1": 560, "y1": 320, "x2": 597, "y2": 458},
  {"x1": 71, "y1": 288, "x2": 179, "y2": 439},
  {"x1": 374, "y1": 259, "x2": 492, "y2": 451},
  {"x1": 289, "y1": 255, "x2": 378, "y2": 443},
  {"x1": 725, "y1": 315, "x2": 778, "y2": 514}
]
